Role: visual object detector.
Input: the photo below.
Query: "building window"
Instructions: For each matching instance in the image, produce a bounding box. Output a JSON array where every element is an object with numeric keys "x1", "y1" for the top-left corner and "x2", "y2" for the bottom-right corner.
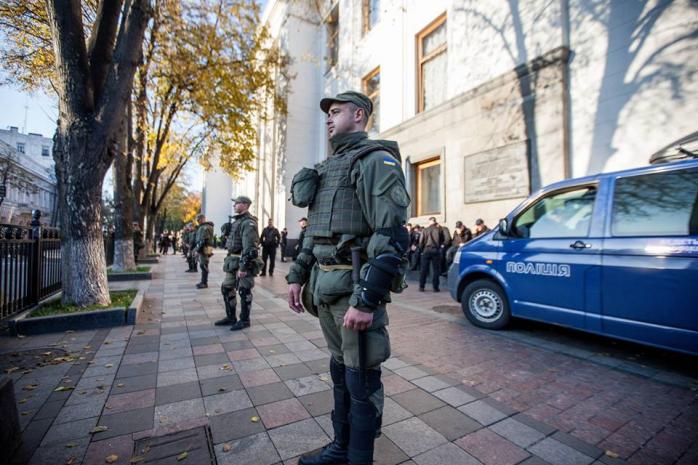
[
  {"x1": 42, "y1": 145, "x2": 50, "y2": 157},
  {"x1": 362, "y1": 0, "x2": 380, "y2": 34},
  {"x1": 417, "y1": 13, "x2": 447, "y2": 113},
  {"x1": 326, "y1": 5, "x2": 339, "y2": 71},
  {"x1": 17, "y1": 142, "x2": 25, "y2": 153},
  {"x1": 414, "y1": 157, "x2": 441, "y2": 216},
  {"x1": 362, "y1": 67, "x2": 380, "y2": 134}
]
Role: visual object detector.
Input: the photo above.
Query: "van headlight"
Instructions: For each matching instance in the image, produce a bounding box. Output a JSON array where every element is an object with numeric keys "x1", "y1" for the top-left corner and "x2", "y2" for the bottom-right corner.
[{"x1": 453, "y1": 248, "x2": 462, "y2": 264}]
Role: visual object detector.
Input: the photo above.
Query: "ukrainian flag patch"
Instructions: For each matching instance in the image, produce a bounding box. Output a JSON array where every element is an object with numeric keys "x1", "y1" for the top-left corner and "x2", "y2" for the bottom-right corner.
[{"x1": 383, "y1": 156, "x2": 397, "y2": 167}]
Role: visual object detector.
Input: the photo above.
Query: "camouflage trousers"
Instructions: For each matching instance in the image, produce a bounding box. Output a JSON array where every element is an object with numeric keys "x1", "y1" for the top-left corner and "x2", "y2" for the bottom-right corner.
[
  {"x1": 221, "y1": 269, "x2": 255, "y2": 322},
  {"x1": 317, "y1": 294, "x2": 390, "y2": 415}
]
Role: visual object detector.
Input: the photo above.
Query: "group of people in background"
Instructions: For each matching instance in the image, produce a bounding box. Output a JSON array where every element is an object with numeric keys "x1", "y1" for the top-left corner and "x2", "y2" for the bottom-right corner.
[
  {"x1": 155, "y1": 231, "x2": 180, "y2": 255},
  {"x1": 407, "y1": 218, "x2": 490, "y2": 292}
]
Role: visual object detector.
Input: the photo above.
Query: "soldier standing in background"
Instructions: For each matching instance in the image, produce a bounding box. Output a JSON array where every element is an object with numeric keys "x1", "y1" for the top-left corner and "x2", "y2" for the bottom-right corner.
[
  {"x1": 194, "y1": 214, "x2": 214, "y2": 288},
  {"x1": 218, "y1": 196, "x2": 261, "y2": 330},
  {"x1": 287, "y1": 91, "x2": 410, "y2": 465},
  {"x1": 186, "y1": 223, "x2": 198, "y2": 272}
]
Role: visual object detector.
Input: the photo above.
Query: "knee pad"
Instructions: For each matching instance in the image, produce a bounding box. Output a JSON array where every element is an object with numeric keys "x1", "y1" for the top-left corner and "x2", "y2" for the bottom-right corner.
[
  {"x1": 345, "y1": 367, "x2": 381, "y2": 401},
  {"x1": 238, "y1": 287, "x2": 252, "y2": 302},
  {"x1": 221, "y1": 285, "x2": 236, "y2": 300},
  {"x1": 330, "y1": 358, "x2": 346, "y2": 387}
]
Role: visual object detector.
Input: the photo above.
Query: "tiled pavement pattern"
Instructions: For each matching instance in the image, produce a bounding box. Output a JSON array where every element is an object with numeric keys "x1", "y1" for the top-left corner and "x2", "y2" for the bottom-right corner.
[{"x1": 0, "y1": 253, "x2": 695, "y2": 465}]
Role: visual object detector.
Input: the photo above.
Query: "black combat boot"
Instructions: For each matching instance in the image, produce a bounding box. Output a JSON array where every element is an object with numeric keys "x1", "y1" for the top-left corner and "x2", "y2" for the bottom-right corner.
[
  {"x1": 230, "y1": 288, "x2": 252, "y2": 331},
  {"x1": 215, "y1": 286, "x2": 237, "y2": 326},
  {"x1": 299, "y1": 359, "x2": 349, "y2": 465},
  {"x1": 346, "y1": 367, "x2": 382, "y2": 465}
]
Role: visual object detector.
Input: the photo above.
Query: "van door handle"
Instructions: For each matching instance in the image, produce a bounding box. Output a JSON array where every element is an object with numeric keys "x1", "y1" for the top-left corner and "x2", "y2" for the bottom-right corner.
[{"x1": 570, "y1": 240, "x2": 591, "y2": 249}]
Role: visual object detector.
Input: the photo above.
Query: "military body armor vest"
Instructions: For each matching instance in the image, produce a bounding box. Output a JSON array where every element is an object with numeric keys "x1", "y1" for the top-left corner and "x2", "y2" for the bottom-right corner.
[
  {"x1": 226, "y1": 214, "x2": 256, "y2": 254},
  {"x1": 308, "y1": 144, "x2": 394, "y2": 238}
]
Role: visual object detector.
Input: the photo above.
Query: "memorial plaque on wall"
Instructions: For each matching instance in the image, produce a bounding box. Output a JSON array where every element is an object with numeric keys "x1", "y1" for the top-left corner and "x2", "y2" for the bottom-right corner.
[{"x1": 464, "y1": 142, "x2": 530, "y2": 203}]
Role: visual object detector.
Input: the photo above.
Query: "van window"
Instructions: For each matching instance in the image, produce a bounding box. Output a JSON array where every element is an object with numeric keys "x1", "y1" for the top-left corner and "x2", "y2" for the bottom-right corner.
[
  {"x1": 612, "y1": 167, "x2": 698, "y2": 237},
  {"x1": 513, "y1": 186, "x2": 596, "y2": 239}
]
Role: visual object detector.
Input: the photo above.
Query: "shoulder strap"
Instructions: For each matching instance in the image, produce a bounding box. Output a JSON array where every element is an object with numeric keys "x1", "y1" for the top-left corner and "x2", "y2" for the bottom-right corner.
[{"x1": 349, "y1": 143, "x2": 400, "y2": 169}]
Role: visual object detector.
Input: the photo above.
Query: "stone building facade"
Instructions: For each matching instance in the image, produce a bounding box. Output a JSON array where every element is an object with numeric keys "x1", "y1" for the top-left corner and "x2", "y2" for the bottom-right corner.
[
  {"x1": 0, "y1": 130, "x2": 57, "y2": 225},
  {"x1": 205, "y1": 0, "x2": 698, "y2": 236}
]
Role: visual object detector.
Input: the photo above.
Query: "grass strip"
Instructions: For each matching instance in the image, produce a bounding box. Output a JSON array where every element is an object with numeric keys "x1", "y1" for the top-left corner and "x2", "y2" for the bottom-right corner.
[{"x1": 28, "y1": 290, "x2": 138, "y2": 318}]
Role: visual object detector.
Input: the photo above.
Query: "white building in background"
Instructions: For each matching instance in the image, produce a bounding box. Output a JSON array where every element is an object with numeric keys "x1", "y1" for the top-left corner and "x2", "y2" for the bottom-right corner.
[
  {"x1": 205, "y1": 0, "x2": 698, "y2": 237},
  {"x1": 0, "y1": 127, "x2": 57, "y2": 225},
  {"x1": 206, "y1": 1, "x2": 326, "y2": 240},
  {"x1": 201, "y1": 155, "x2": 233, "y2": 235}
]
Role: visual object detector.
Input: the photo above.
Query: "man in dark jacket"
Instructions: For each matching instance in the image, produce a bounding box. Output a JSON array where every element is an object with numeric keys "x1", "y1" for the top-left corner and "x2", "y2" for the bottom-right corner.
[
  {"x1": 419, "y1": 217, "x2": 443, "y2": 292},
  {"x1": 409, "y1": 225, "x2": 422, "y2": 270},
  {"x1": 260, "y1": 219, "x2": 281, "y2": 276},
  {"x1": 474, "y1": 218, "x2": 490, "y2": 237},
  {"x1": 280, "y1": 228, "x2": 288, "y2": 262},
  {"x1": 445, "y1": 221, "x2": 472, "y2": 271}
]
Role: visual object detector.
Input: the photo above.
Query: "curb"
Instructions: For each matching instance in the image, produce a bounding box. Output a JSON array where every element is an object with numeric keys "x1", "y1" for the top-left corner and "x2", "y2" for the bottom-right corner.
[
  {"x1": 7, "y1": 287, "x2": 145, "y2": 336},
  {"x1": 107, "y1": 272, "x2": 152, "y2": 281}
]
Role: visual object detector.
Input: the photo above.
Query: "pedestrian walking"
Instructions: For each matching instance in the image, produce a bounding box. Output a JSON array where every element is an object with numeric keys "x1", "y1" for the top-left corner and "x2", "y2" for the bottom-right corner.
[
  {"x1": 161, "y1": 234, "x2": 171, "y2": 255},
  {"x1": 194, "y1": 214, "x2": 214, "y2": 288},
  {"x1": 287, "y1": 91, "x2": 410, "y2": 465},
  {"x1": 280, "y1": 228, "x2": 288, "y2": 262},
  {"x1": 419, "y1": 216, "x2": 443, "y2": 291},
  {"x1": 218, "y1": 196, "x2": 261, "y2": 330},
  {"x1": 260, "y1": 219, "x2": 281, "y2": 276}
]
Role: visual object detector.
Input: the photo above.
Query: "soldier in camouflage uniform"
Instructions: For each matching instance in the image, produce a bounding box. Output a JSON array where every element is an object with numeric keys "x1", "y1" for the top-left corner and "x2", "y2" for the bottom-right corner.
[
  {"x1": 287, "y1": 91, "x2": 410, "y2": 465},
  {"x1": 217, "y1": 196, "x2": 261, "y2": 330},
  {"x1": 186, "y1": 223, "x2": 198, "y2": 272},
  {"x1": 181, "y1": 223, "x2": 195, "y2": 272},
  {"x1": 194, "y1": 213, "x2": 214, "y2": 288}
]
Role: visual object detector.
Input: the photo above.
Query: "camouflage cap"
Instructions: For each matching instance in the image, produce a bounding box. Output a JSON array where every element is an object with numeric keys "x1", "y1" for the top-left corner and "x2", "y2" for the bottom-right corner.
[
  {"x1": 232, "y1": 195, "x2": 252, "y2": 205},
  {"x1": 320, "y1": 91, "x2": 373, "y2": 116}
]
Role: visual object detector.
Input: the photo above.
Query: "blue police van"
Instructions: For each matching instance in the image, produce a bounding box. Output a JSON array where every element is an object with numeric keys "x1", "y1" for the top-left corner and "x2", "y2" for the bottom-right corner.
[{"x1": 448, "y1": 159, "x2": 698, "y2": 355}]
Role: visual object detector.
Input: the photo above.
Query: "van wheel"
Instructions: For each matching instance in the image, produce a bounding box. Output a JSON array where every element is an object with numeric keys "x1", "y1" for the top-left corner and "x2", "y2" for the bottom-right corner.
[{"x1": 461, "y1": 279, "x2": 510, "y2": 329}]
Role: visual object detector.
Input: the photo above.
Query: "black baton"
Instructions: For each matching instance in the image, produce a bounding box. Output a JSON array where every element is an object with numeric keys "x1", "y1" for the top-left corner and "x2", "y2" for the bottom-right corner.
[{"x1": 351, "y1": 246, "x2": 367, "y2": 373}]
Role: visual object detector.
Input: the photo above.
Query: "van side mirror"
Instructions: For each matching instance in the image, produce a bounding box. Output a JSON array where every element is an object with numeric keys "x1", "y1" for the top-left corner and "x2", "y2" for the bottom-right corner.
[{"x1": 498, "y1": 218, "x2": 511, "y2": 236}]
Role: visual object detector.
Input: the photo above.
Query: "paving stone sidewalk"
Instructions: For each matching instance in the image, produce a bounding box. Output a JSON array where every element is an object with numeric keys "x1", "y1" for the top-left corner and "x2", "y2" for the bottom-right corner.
[{"x1": 1, "y1": 253, "x2": 696, "y2": 465}]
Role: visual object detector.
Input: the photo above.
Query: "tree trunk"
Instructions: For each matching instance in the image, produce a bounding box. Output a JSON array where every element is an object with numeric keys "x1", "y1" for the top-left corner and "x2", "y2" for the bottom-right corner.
[
  {"x1": 54, "y1": 130, "x2": 110, "y2": 306},
  {"x1": 112, "y1": 109, "x2": 136, "y2": 271},
  {"x1": 44, "y1": 0, "x2": 150, "y2": 307},
  {"x1": 144, "y1": 208, "x2": 155, "y2": 255}
]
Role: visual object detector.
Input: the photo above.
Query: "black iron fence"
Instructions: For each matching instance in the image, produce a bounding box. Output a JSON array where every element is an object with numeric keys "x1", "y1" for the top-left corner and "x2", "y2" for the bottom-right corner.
[
  {"x1": 104, "y1": 233, "x2": 114, "y2": 267},
  {"x1": 0, "y1": 224, "x2": 61, "y2": 320}
]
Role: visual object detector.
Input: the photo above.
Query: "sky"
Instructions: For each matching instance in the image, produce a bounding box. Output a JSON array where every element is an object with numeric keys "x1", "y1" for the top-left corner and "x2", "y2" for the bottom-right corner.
[
  {"x1": 0, "y1": 77, "x2": 205, "y2": 192},
  {"x1": 0, "y1": 85, "x2": 57, "y2": 137},
  {"x1": 0, "y1": 0, "x2": 272, "y2": 189}
]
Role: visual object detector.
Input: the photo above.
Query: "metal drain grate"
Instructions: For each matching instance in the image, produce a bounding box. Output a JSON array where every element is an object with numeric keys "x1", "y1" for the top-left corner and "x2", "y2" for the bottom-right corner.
[{"x1": 132, "y1": 426, "x2": 217, "y2": 465}]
